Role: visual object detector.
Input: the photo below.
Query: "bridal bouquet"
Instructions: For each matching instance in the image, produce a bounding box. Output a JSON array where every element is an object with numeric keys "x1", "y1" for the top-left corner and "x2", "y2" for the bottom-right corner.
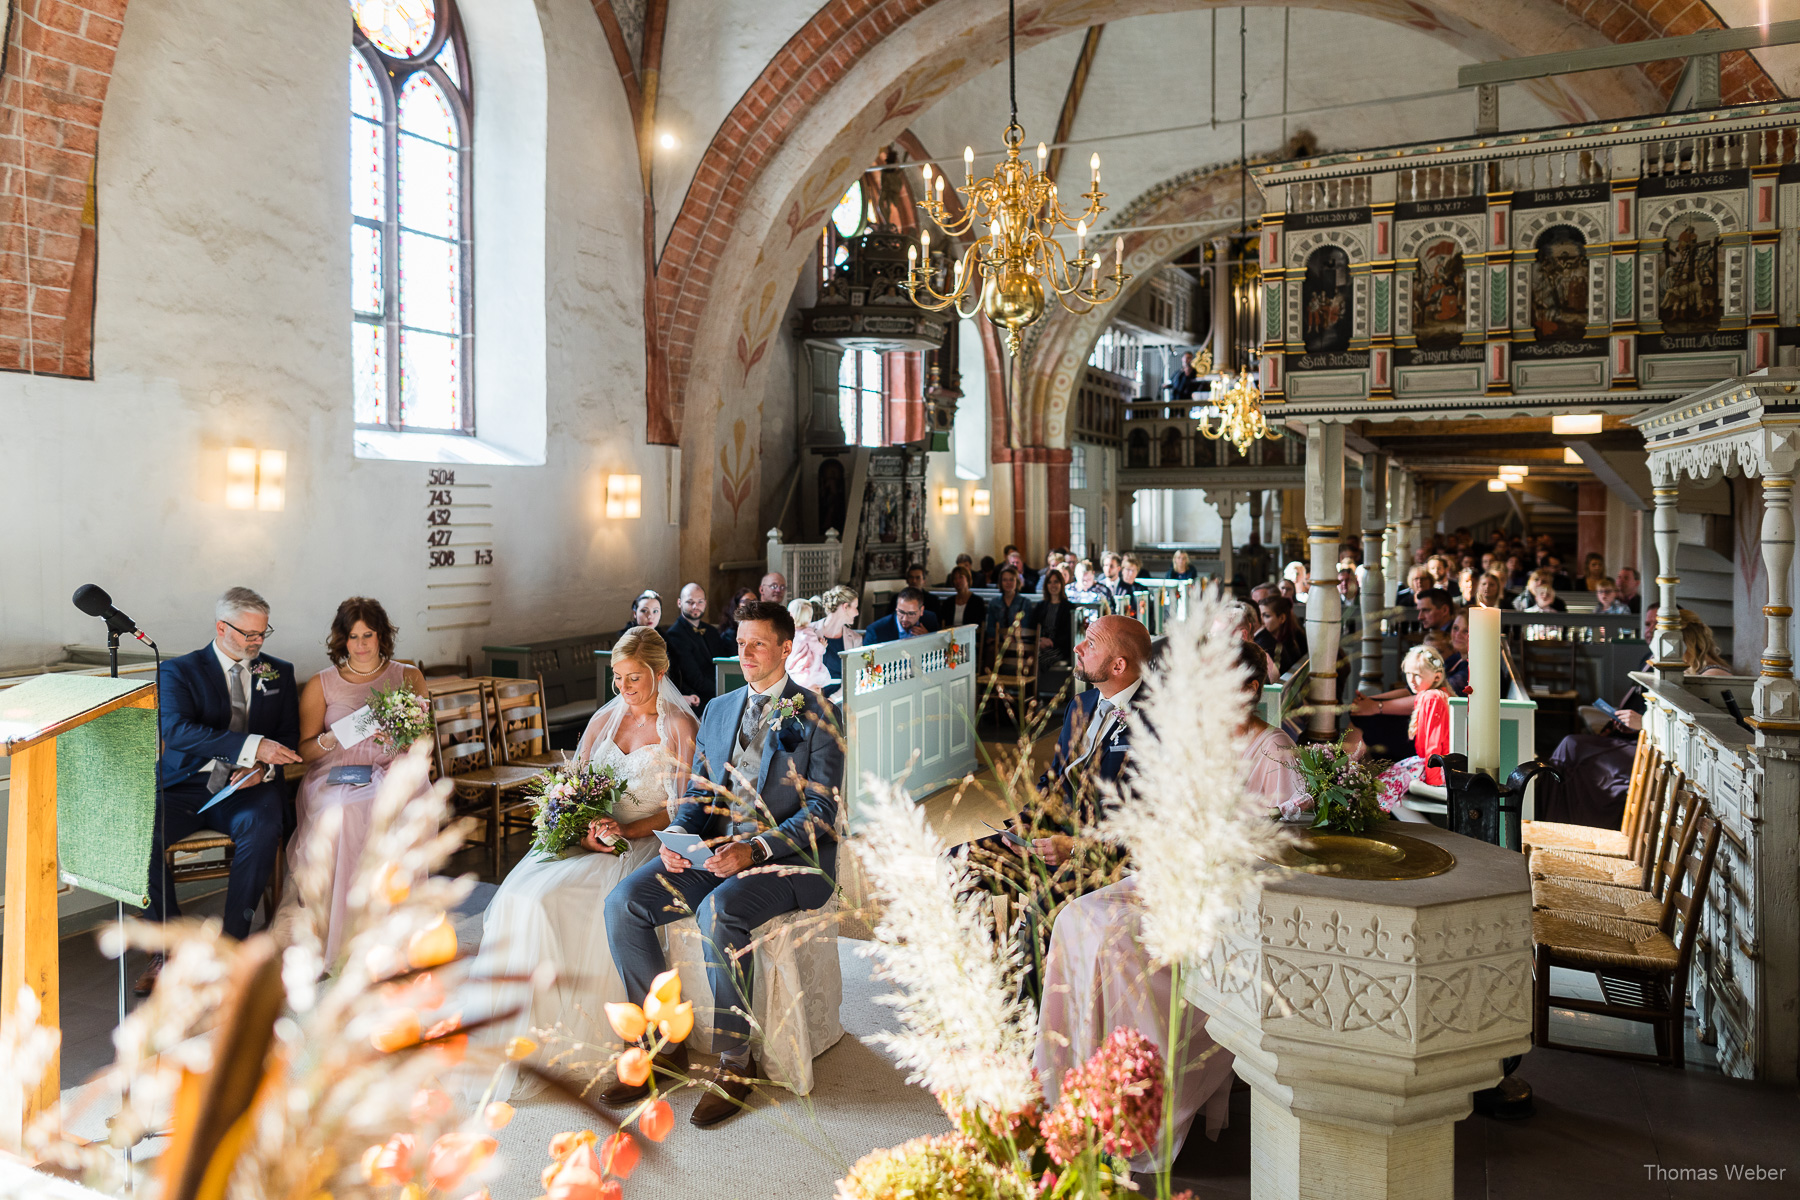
[
  {"x1": 526, "y1": 761, "x2": 628, "y2": 856},
  {"x1": 368, "y1": 685, "x2": 434, "y2": 751},
  {"x1": 1291, "y1": 737, "x2": 1384, "y2": 834}
]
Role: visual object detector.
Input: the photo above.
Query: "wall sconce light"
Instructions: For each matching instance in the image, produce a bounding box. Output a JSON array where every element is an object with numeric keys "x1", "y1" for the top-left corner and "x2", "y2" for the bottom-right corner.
[
  {"x1": 1563, "y1": 447, "x2": 1583, "y2": 465},
  {"x1": 1487, "y1": 478, "x2": 1508, "y2": 492},
  {"x1": 225, "y1": 447, "x2": 286, "y2": 511},
  {"x1": 970, "y1": 489, "x2": 991, "y2": 517},
  {"x1": 605, "y1": 473, "x2": 642, "y2": 519},
  {"x1": 1551, "y1": 414, "x2": 1603, "y2": 436},
  {"x1": 938, "y1": 487, "x2": 960, "y2": 514}
]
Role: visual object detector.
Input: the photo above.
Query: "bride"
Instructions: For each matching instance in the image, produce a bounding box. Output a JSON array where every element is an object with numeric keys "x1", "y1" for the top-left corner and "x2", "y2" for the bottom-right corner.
[{"x1": 461, "y1": 626, "x2": 697, "y2": 1101}]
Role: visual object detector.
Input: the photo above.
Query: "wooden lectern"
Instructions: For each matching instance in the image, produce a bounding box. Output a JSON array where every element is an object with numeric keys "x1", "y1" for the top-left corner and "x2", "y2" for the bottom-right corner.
[{"x1": 0, "y1": 674, "x2": 158, "y2": 1131}]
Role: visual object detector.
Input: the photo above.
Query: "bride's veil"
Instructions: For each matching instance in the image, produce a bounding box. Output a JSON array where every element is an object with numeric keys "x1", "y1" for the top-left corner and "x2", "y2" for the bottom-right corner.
[{"x1": 574, "y1": 671, "x2": 697, "y2": 814}]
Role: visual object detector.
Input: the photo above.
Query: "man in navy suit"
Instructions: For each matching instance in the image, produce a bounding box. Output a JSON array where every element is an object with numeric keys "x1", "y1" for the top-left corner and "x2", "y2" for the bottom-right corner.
[
  {"x1": 864, "y1": 587, "x2": 935, "y2": 643},
  {"x1": 604, "y1": 601, "x2": 844, "y2": 1127},
  {"x1": 141, "y1": 587, "x2": 301, "y2": 992}
]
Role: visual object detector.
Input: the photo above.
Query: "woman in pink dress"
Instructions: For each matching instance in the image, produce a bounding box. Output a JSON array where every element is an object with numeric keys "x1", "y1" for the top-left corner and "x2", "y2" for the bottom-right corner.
[
  {"x1": 1035, "y1": 640, "x2": 1303, "y2": 1172},
  {"x1": 290, "y1": 597, "x2": 427, "y2": 965}
]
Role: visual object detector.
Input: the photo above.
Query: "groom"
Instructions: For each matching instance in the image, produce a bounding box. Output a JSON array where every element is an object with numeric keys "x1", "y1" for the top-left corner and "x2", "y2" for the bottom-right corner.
[{"x1": 604, "y1": 599, "x2": 844, "y2": 1127}]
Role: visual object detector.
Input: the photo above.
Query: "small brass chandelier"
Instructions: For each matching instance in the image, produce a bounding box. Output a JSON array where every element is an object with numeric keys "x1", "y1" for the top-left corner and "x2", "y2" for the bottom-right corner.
[
  {"x1": 1199, "y1": 359, "x2": 1282, "y2": 454},
  {"x1": 904, "y1": 0, "x2": 1130, "y2": 355},
  {"x1": 1196, "y1": 7, "x2": 1281, "y2": 457}
]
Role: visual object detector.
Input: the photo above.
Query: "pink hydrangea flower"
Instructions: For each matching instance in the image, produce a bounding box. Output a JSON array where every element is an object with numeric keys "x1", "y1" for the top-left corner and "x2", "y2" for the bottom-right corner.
[{"x1": 1039, "y1": 1027, "x2": 1164, "y2": 1165}]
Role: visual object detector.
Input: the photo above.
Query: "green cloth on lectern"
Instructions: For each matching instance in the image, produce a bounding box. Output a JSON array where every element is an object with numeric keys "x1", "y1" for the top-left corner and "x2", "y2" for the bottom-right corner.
[
  {"x1": 56, "y1": 707, "x2": 157, "y2": 908},
  {"x1": 0, "y1": 673, "x2": 147, "y2": 751}
]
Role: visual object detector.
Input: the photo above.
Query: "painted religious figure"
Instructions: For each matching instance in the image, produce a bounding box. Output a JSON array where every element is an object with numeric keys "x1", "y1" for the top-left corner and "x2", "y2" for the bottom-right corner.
[
  {"x1": 1658, "y1": 216, "x2": 1721, "y2": 334},
  {"x1": 1411, "y1": 238, "x2": 1465, "y2": 349},
  {"x1": 1530, "y1": 225, "x2": 1589, "y2": 342},
  {"x1": 1301, "y1": 246, "x2": 1353, "y2": 354}
]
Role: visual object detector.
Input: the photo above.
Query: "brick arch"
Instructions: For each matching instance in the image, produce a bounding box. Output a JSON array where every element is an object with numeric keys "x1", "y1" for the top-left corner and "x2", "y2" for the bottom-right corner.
[
  {"x1": 656, "y1": 0, "x2": 1782, "y2": 586},
  {"x1": 652, "y1": 0, "x2": 1781, "y2": 440},
  {"x1": 1019, "y1": 160, "x2": 1257, "y2": 453}
]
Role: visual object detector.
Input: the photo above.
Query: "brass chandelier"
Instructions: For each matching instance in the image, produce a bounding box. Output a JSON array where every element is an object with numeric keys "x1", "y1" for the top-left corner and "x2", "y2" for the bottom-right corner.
[
  {"x1": 904, "y1": 0, "x2": 1130, "y2": 355},
  {"x1": 1196, "y1": 7, "x2": 1281, "y2": 456}
]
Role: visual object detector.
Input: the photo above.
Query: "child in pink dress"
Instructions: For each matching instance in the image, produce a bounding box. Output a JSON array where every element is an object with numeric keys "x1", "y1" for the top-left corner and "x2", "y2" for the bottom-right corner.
[{"x1": 784, "y1": 597, "x2": 833, "y2": 693}]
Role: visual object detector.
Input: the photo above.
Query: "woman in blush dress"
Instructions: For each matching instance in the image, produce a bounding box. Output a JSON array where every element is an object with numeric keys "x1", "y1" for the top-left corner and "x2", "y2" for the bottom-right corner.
[
  {"x1": 785, "y1": 597, "x2": 832, "y2": 693},
  {"x1": 1035, "y1": 640, "x2": 1302, "y2": 1173},
  {"x1": 459, "y1": 627, "x2": 697, "y2": 1102},
  {"x1": 290, "y1": 597, "x2": 428, "y2": 965}
]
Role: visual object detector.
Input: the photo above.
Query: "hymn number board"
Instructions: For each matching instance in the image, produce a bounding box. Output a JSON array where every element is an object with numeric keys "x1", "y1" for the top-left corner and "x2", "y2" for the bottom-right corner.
[{"x1": 424, "y1": 468, "x2": 494, "y2": 632}]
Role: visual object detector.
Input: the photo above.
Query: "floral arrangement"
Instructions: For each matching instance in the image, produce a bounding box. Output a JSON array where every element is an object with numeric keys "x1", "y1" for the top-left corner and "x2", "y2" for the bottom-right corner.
[
  {"x1": 1290, "y1": 736, "x2": 1385, "y2": 834},
  {"x1": 251, "y1": 659, "x2": 281, "y2": 687},
  {"x1": 526, "y1": 760, "x2": 628, "y2": 856},
  {"x1": 368, "y1": 684, "x2": 434, "y2": 751},
  {"x1": 839, "y1": 777, "x2": 1195, "y2": 1200},
  {"x1": 766, "y1": 692, "x2": 806, "y2": 729}
]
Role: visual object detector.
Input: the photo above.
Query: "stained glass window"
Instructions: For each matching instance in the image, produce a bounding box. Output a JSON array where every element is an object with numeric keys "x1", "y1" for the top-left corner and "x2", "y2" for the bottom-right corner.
[
  {"x1": 830, "y1": 183, "x2": 865, "y2": 239},
  {"x1": 838, "y1": 350, "x2": 884, "y2": 448},
  {"x1": 351, "y1": 0, "x2": 472, "y2": 434}
]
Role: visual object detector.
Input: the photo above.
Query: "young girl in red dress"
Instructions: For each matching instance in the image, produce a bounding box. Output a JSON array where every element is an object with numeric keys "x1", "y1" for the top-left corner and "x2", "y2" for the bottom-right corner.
[{"x1": 1374, "y1": 645, "x2": 1453, "y2": 821}]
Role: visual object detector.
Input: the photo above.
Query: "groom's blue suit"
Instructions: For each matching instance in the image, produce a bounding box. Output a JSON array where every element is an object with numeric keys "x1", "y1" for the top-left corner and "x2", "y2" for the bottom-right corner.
[{"x1": 605, "y1": 675, "x2": 844, "y2": 1059}]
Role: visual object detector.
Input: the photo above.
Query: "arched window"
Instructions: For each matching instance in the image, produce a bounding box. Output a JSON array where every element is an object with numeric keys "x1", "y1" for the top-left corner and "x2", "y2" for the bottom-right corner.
[{"x1": 351, "y1": 0, "x2": 473, "y2": 434}]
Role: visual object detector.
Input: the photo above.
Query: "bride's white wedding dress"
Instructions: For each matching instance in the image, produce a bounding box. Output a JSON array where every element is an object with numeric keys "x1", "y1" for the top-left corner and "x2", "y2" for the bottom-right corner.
[{"x1": 460, "y1": 735, "x2": 673, "y2": 1102}]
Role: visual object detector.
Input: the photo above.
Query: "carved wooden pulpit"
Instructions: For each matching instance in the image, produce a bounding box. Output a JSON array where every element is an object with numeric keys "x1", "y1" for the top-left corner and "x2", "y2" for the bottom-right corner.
[{"x1": 0, "y1": 674, "x2": 158, "y2": 1132}]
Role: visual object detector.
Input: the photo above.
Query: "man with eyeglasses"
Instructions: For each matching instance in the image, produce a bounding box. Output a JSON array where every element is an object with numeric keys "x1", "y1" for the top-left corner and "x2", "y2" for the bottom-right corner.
[{"x1": 139, "y1": 586, "x2": 300, "y2": 994}]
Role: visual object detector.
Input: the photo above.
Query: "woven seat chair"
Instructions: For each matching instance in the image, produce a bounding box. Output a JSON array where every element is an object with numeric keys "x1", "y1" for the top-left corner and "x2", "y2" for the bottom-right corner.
[
  {"x1": 1530, "y1": 767, "x2": 1684, "y2": 888},
  {"x1": 1531, "y1": 810, "x2": 1722, "y2": 1068},
  {"x1": 1521, "y1": 734, "x2": 1658, "y2": 858},
  {"x1": 1532, "y1": 778, "x2": 1701, "y2": 921}
]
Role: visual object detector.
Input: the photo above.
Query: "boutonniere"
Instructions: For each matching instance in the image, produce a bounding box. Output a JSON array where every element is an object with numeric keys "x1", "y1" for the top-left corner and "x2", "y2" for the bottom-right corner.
[
  {"x1": 251, "y1": 660, "x2": 280, "y2": 693},
  {"x1": 766, "y1": 693, "x2": 806, "y2": 731}
]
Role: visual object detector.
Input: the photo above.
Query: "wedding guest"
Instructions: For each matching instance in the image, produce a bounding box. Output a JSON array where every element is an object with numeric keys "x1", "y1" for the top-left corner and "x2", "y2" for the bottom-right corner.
[
  {"x1": 664, "y1": 582, "x2": 718, "y2": 711},
  {"x1": 290, "y1": 597, "x2": 427, "y2": 965},
  {"x1": 1074, "y1": 559, "x2": 1101, "y2": 595},
  {"x1": 1504, "y1": 554, "x2": 1529, "y2": 591},
  {"x1": 604, "y1": 604, "x2": 844, "y2": 1126},
  {"x1": 983, "y1": 565, "x2": 1033, "y2": 646},
  {"x1": 714, "y1": 587, "x2": 758, "y2": 656},
  {"x1": 1582, "y1": 552, "x2": 1608, "y2": 593},
  {"x1": 1676, "y1": 609, "x2": 1733, "y2": 676},
  {"x1": 621, "y1": 589, "x2": 662, "y2": 639},
  {"x1": 1033, "y1": 647, "x2": 1298, "y2": 1175},
  {"x1": 464, "y1": 627, "x2": 697, "y2": 1103},
  {"x1": 977, "y1": 555, "x2": 999, "y2": 586},
  {"x1": 1415, "y1": 587, "x2": 1455, "y2": 634},
  {"x1": 1098, "y1": 551, "x2": 1124, "y2": 596},
  {"x1": 1395, "y1": 564, "x2": 1429, "y2": 609},
  {"x1": 1616, "y1": 565, "x2": 1643, "y2": 613},
  {"x1": 758, "y1": 571, "x2": 788, "y2": 604},
  {"x1": 1254, "y1": 595, "x2": 1307, "y2": 675},
  {"x1": 905, "y1": 563, "x2": 930, "y2": 593},
  {"x1": 1592, "y1": 576, "x2": 1631, "y2": 615},
  {"x1": 1514, "y1": 569, "x2": 1567, "y2": 613},
  {"x1": 1283, "y1": 560, "x2": 1310, "y2": 601},
  {"x1": 1220, "y1": 601, "x2": 1278, "y2": 682},
  {"x1": 1349, "y1": 645, "x2": 1450, "y2": 823},
  {"x1": 935, "y1": 566, "x2": 988, "y2": 629},
  {"x1": 943, "y1": 552, "x2": 975, "y2": 587},
  {"x1": 1169, "y1": 549, "x2": 1197, "y2": 581},
  {"x1": 1473, "y1": 571, "x2": 1506, "y2": 609},
  {"x1": 1278, "y1": 578, "x2": 1297, "y2": 601},
  {"x1": 1445, "y1": 613, "x2": 1472, "y2": 694},
  {"x1": 1115, "y1": 554, "x2": 1146, "y2": 598},
  {"x1": 1002, "y1": 544, "x2": 1039, "y2": 592},
  {"x1": 1339, "y1": 566, "x2": 1361, "y2": 606},
  {"x1": 142, "y1": 587, "x2": 301, "y2": 993},
  {"x1": 814, "y1": 585, "x2": 863, "y2": 683},
  {"x1": 1033, "y1": 568, "x2": 1075, "y2": 669},
  {"x1": 784, "y1": 598, "x2": 832, "y2": 693},
  {"x1": 865, "y1": 588, "x2": 932, "y2": 643}
]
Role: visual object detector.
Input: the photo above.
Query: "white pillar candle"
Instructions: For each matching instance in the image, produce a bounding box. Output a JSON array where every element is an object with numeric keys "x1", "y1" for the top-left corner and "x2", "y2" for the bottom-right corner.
[{"x1": 1468, "y1": 606, "x2": 1502, "y2": 777}]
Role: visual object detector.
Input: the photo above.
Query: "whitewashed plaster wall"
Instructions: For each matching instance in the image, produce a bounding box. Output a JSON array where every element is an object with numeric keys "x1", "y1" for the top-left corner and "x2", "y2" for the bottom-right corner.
[
  {"x1": 652, "y1": 0, "x2": 821, "y2": 250},
  {"x1": 0, "y1": 0, "x2": 667, "y2": 678}
]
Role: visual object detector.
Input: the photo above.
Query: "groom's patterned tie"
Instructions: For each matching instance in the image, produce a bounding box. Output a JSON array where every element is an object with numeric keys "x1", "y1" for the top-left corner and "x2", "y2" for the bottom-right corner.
[
  {"x1": 1072, "y1": 697, "x2": 1116, "y2": 768},
  {"x1": 207, "y1": 663, "x2": 251, "y2": 794},
  {"x1": 727, "y1": 693, "x2": 771, "y2": 836}
]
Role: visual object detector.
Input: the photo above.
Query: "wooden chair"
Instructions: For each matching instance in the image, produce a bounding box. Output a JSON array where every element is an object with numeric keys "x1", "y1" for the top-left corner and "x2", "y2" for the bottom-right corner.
[
  {"x1": 164, "y1": 831, "x2": 282, "y2": 929},
  {"x1": 1526, "y1": 766, "x2": 1677, "y2": 888},
  {"x1": 982, "y1": 621, "x2": 1039, "y2": 726},
  {"x1": 431, "y1": 684, "x2": 541, "y2": 875},
  {"x1": 1530, "y1": 808, "x2": 1722, "y2": 1068},
  {"x1": 1522, "y1": 734, "x2": 1658, "y2": 857},
  {"x1": 1530, "y1": 782, "x2": 1702, "y2": 924},
  {"x1": 493, "y1": 678, "x2": 557, "y2": 766}
]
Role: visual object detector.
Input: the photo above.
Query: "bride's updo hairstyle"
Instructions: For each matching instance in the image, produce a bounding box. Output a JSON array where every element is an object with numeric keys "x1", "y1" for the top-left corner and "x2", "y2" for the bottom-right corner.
[{"x1": 611, "y1": 625, "x2": 670, "y2": 675}]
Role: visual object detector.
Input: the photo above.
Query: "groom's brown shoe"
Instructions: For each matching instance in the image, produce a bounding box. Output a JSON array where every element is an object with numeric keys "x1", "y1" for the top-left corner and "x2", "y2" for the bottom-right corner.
[
  {"x1": 689, "y1": 1056, "x2": 758, "y2": 1128},
  {"x1": 597, "y1": 1044, "x2": 688, "y2": 1107}
]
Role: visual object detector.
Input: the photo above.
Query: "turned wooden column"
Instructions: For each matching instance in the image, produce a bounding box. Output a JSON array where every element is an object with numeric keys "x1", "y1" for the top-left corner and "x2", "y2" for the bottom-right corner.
[
  {"x1": 1209, "y1": 489, "x2": 1240, "y2": 592},
  {"x1": 1755, "y1": 472, "x2": 1800, "y2": 726},
  {"x1": 1650, "y1": 462, "x2": 1684, "y2": 683},
  {"x1": 1360, "y1": 452, "x2": 1388, "y2": 694},
  {"x1": 1304, "y1": 423, "x2": 1345, "y2": 739}
]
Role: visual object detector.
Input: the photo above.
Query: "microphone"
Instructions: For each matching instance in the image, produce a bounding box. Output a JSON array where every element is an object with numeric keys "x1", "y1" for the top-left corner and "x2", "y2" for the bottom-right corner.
[{"x1": 73, "y1": 584, "x2": 145, "y2": 639}]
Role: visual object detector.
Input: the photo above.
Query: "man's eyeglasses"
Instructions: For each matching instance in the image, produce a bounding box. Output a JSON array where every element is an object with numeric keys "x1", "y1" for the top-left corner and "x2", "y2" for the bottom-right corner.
[{"x1": 221, "y1": 619, "x2": 273, "y2": 642}]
